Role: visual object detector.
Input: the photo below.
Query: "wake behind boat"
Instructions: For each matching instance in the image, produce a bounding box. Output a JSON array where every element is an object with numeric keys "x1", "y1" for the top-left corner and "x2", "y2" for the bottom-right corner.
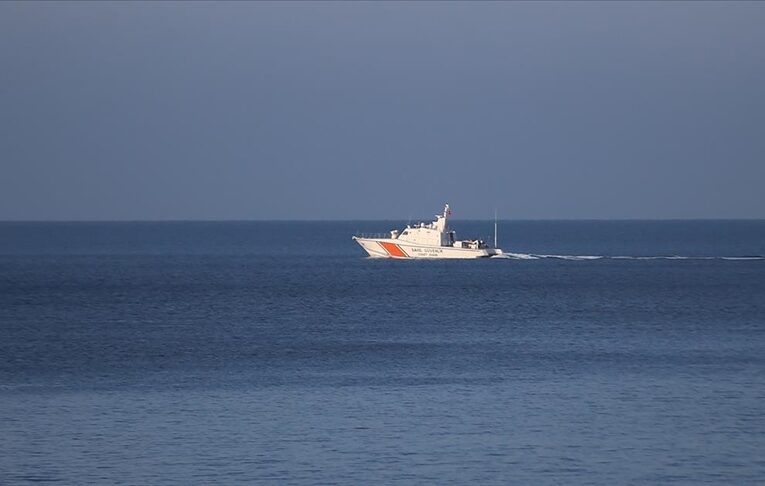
[{"x1": 353, "y1": 204, "x2": 503, "y2": 259}]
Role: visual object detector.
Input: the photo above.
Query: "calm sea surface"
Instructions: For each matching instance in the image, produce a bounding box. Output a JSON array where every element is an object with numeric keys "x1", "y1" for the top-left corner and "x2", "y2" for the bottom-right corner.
[{"x1": 1, "y1": 221, "x2": 764, "y2": 484}]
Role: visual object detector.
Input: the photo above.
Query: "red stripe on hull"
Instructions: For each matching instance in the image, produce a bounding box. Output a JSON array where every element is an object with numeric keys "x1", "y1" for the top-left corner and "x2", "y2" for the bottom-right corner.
[{"x1": 378, "y1": 241, "x2": 408, "y2": 258}]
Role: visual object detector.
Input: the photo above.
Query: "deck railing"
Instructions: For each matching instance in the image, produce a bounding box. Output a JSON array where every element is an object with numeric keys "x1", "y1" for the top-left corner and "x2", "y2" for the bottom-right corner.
[{"x1": 354, "y1": 232, "x2": 391, "y2": 239}]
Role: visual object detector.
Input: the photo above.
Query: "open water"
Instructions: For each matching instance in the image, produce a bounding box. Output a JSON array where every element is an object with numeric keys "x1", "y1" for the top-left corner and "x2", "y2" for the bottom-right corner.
[{"x1": 1, "y1": 220, "x2": 764, "y2": 484}]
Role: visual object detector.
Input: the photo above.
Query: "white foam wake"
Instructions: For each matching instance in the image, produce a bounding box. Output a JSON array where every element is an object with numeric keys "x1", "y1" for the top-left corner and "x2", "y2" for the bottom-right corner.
[
  {"x1": 499, "y1": 252, "x2": 539, "y2": 260},
  {"x1": 497, "y1": 253, "x2": 764, "y2": 261},
  {"x1": 539, "y1": 254, "x2": 604, "y2": 261}
]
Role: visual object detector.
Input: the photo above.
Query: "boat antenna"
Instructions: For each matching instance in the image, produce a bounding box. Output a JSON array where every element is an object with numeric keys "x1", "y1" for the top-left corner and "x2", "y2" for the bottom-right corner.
[{"x1": 494, "y1": 208, "x2": 498, "y2": 249}]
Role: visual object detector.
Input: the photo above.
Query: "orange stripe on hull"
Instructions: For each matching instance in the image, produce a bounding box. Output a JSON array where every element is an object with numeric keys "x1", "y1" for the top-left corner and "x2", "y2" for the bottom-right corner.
[{"x1": 378, "y1": 241, "x2": 408, "y2": 258}]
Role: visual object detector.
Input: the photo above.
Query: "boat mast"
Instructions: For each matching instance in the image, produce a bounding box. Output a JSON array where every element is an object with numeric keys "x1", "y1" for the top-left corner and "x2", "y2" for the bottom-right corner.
[{"x1": 494, "y1": 209, "x2": 498, "y2": 248}]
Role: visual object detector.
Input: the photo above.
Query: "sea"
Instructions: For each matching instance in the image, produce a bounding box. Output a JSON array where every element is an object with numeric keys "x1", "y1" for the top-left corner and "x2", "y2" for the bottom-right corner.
[{"x1": 1, "y1": 220, "x2": 764, "y2": 484}]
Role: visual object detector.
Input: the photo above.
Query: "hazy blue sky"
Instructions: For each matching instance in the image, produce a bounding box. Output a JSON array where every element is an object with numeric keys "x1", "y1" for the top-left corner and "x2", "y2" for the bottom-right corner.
[{"x1": 1, "y1": 1, "x2": 763, "y2": 220}]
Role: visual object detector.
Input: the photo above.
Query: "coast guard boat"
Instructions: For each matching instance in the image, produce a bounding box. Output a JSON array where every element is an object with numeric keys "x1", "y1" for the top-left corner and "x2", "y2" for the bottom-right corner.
[{"x1": 353, "y1": 204, "x2": 503, "y2": 259}]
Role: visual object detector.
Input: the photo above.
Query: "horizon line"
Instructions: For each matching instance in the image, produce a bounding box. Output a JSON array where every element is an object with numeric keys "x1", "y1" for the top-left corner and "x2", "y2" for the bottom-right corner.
[{"x1": 1, "y1": 217, "x2": 764, "y2": 223}]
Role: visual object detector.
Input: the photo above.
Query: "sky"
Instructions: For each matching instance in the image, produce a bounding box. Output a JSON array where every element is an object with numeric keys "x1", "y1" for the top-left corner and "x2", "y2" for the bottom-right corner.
[{"x1": 1, "y1": 1, "x2": 764, "y2": 220}]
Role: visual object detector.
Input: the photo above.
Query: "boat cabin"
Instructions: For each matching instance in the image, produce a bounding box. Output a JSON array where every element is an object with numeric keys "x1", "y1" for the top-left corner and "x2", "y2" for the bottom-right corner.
[{"x1": 387, "y1": 204, "x2": 488, "y2": 249}]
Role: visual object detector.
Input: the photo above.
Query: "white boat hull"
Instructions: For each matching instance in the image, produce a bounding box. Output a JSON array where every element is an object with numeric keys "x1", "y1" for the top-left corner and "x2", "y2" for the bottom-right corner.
[{"x1": 353, "y1": 237, "x2": 501, "y2": 259}]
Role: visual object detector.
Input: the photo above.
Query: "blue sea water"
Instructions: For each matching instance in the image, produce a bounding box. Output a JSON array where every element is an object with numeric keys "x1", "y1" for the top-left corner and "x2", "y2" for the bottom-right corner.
[{"x1": 1, "y1": 220, "x2": 764, "y2": 484}]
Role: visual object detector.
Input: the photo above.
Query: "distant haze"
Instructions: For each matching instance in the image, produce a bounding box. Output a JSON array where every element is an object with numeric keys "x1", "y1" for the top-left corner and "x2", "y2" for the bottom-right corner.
[{"x1": 1, "y1": 1, "x2": 764, "y2": 220}]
